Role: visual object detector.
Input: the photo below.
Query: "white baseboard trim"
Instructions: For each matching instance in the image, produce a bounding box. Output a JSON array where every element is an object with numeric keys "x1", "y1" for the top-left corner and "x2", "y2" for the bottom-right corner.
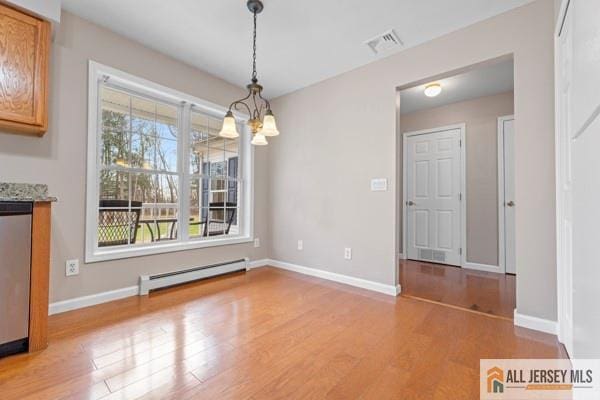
[
  {"x1": 49, "y1": 285, "x2": 139, "y2": 315},
  {"x1": 463, "y1": 262, "x2": 503, "y2": 274},
  {"x1": 50, "y1": 258, "x2": 270, "y2": 315},
  {"x1": 48, "y1": 258, "x2": 400, "y2": 315},
  {"x1": 267, "y1": 259, "x2": 400, "y2": 296},
  {"x1": 514, "y1": 309, "x2": 558, "y2": 335},
  {"x1": 248, "y1": 258, "x2": 269, "y2": 269}
]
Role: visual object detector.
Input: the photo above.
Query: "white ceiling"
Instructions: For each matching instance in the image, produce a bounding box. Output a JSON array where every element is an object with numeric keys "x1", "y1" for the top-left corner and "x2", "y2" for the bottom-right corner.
[
  {"x1": 399, "y1": 59, "x2": 514, "y2": 114},
  {"x1": 61, "y1": 0, "x2": 532, "y2": 98}
]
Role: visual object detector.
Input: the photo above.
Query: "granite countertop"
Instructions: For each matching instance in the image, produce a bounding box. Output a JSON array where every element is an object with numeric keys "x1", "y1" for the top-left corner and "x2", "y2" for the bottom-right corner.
[{"x1": 0, "y1": 183, "x2": 58, "y2": 202}]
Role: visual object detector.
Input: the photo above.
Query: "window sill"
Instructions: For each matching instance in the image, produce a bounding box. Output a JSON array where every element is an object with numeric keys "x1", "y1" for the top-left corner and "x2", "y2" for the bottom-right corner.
[{"x1": 85, "y1": 235, "x2": 253, "y2": 263}]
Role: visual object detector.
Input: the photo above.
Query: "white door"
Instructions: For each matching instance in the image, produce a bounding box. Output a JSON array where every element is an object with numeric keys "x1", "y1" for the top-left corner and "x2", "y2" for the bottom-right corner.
[
  {"x1": 556, "y1": 0, "x2": 574, "y2": 356},
  {"x1": 500, "y1": 117, "x2": 516, "y2": 274},
  {"x1": 405, "y1": 127, "x2": 462, "y2": 266},
  {"x1": 559, "y1": 0, "x2": 600, "y2": 360}
]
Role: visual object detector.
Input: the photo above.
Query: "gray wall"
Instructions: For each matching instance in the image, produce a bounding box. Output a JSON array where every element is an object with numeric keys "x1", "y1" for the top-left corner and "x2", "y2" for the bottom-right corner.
[
  {"x1": 401, "y1": 91, "x2": 514, "y2": 266},
  {"x1": 270, "y1": 0, "x2": 557, "y2": 321},
  {"x1": 0, "y1": 11, "x2": 270, "y2": 302}
]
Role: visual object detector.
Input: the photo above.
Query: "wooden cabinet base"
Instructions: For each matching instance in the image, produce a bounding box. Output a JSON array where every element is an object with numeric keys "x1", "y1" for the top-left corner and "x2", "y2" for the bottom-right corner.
[
  {"x1": 28, "y1": 202, "x2": 51, "y2": 352},
  {"x1": 0, "y1": 118, "x2": 48, "y2": 137}
]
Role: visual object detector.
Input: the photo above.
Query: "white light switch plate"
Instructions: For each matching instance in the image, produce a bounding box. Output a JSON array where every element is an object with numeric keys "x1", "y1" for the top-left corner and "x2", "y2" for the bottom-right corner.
[
  {"x1": 254, "y1": 238, "x2": 261, "y2": 248},
  {"x1": 297, "y1": 240, "x2": 303, "y2": 251},
  {"x1": 370, "y1": 178, "x2": 387, "y2": 191}
]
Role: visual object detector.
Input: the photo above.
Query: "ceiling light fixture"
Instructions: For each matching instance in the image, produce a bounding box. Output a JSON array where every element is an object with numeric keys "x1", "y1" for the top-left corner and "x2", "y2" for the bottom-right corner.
[
  {"x1": 424, "y1": 83, "x2": 442, "y2": 97},
  {"x1": 219, "y1": 0, "x2": 279, "y2": 146}
]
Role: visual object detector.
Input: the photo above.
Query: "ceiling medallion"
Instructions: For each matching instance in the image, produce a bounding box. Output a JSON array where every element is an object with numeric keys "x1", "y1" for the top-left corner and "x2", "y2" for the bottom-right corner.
[{"x1": 219, "y1": 0, "x2": 279, "y2": 146}]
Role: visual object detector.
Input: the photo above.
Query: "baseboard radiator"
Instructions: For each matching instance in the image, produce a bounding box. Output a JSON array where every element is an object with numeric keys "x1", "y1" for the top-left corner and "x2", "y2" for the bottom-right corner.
[{"x1": 139, "y1": 258, "x2": 249, "y2": 295}]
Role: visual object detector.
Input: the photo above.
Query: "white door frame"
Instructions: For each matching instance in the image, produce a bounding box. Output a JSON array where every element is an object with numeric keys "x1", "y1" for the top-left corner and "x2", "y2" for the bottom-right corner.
[
  {"x1": 555, "y1": 0, "x2": 573, "y2": 356},
  {"x1": 402, "y1": 123, "x2": 467, "y2": 267},
  {"x1": 497, "y1": 115, "x2": 514, "y2": 274}
]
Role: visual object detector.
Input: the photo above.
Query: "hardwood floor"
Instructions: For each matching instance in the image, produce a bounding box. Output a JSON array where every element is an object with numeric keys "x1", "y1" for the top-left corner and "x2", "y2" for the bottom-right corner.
[
  {"x1": 0, "y1": 267, "x2": 563, "y2": 399},
  {"x1": 400, "y1": 259, "x2": 516, "y2": 319}
]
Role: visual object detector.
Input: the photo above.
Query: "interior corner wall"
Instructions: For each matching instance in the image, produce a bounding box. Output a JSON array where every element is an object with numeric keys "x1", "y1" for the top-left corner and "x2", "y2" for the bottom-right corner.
[
  {"x1": 400, "y1": 91, "x2": 515, "y2": 266},
  {"x1": 0, "y1": 11, "x2": 270, "y2": 303},
  {"x1": 269, "y1": 0, "x2": 556, "y2": 321}
]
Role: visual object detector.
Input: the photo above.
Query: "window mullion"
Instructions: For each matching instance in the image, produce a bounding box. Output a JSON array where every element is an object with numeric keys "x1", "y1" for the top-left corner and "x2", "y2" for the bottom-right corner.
[
  {"x1": 127, "y1": 95, "x2": 133, "y2": 245},
  {"x1": 179, "y1": 102, "x2": 191, "y2": 242}
]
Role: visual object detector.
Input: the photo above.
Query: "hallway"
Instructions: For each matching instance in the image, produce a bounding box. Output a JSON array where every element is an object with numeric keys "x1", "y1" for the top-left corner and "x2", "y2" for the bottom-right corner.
[{"x1": 399, "y1": 260, "x2": 516, "y2": 319}]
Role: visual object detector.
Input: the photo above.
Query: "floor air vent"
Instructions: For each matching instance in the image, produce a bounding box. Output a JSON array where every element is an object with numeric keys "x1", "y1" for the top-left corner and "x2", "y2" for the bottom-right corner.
[
  {"x1": 139, "y1": 258, "x2": 248, "y2": 295},
  {"x1": 419, "y1": 249, "x2": 446, "y2": 263}
]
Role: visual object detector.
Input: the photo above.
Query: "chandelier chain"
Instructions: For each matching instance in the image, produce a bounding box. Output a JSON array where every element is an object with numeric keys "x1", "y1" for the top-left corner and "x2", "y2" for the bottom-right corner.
[{"x1": 252, "y1": 10, "x2": 258, "y2": 82}]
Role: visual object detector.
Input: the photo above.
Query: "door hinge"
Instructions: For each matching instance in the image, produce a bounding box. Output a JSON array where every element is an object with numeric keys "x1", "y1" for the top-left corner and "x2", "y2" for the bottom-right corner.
[
  {"x1": 459, "y1": 247, "x2": 463, "y2": 255},
  {"x1": 459, "y1": 139, "x2": 462, "y2": 147},
  {"x1": 459, "y1": 193, "x2": 462, "y2": 201}
]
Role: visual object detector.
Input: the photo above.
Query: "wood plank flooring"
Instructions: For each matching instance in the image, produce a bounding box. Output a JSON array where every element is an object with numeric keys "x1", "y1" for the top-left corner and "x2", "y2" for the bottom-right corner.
[
  {"x1": 399, "y1": 259, "x2": 516, "y2": 318},
  {"x1": 0, "y1": 267, "x2": 564, "y2": 399}
]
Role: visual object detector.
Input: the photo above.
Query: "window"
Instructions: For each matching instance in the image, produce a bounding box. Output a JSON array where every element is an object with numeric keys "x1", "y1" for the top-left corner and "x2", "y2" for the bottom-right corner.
[
  {"x1": 86, "y1": 62, "x2": 253, "y2": 262},
  {"x1": 188, "y1": 107, "x2": 241, "y2": 239}
]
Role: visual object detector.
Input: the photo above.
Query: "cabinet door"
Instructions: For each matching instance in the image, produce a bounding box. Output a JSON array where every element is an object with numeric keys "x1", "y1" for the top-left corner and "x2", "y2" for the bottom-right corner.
[{"x1": 0, "y1": 4, "x2": 50, "y2": 135}]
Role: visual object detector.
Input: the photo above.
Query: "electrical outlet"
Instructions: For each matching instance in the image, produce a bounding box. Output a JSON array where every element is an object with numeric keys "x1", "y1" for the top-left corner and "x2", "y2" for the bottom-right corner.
[
  {"x1": 254, "y1": 238, "x2": 261, "y2": 248},
  {"x1": 66, "y1": 259, "x2": 79, "y2": 276},
  {"x1": 297, "y1": 240, "x2": 303, "y2": 251},
  {"x1": 344, "y1": 247, "x2": 352, "y2": 260}
]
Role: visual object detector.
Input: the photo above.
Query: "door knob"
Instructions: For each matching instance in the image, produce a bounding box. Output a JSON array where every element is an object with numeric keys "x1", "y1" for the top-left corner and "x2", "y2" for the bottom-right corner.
[
  {"x1": 506, "y1": 201, "x2": 515, "y2": 207},
  {"x1": 406, "y1": 201, "x2": 415, "y2": 206}
]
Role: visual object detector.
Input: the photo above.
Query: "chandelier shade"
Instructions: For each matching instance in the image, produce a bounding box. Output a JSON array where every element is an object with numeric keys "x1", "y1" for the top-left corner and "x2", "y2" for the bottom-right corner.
[
  {"x1": 219, "y1": 0, "x2": 279, "y2": 146},
  {"x1": 251, "y1": 132, "x2": 268, "y2": 146},
  {"x1": 218, "y1": 111, "x2": 240, "y2": 138},
  {"x1": 259, "y1": 110, "x2": 279, "y2": 136}
]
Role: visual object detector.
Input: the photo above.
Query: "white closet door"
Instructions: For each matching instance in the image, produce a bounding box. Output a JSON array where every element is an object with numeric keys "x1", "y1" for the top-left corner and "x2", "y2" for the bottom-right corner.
[
  {"x1": 556, "y1": 0, "x2": 574, "y2": 357},
  {"x1": 406, "y1": 128, "x2": 462, "y2": 266},
  {"x1": 502, "y1": 118, "x2": 516, "y2": 274}
]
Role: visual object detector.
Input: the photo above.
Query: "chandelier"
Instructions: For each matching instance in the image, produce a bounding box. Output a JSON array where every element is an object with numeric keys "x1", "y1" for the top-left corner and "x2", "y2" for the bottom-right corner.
[{"x1": 219, "y1": 0, "x2": 279, "y2": 146}]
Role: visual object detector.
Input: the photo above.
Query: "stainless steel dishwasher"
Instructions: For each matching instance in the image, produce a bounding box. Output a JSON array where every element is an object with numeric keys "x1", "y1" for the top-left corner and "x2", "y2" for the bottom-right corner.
[{"x1": 0, "y1": 202, "x2": 32, "y2": 358}]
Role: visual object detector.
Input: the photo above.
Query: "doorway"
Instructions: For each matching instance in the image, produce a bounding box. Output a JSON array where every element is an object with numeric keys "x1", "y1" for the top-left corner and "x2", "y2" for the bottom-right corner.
[{"x1": 397, "y1": 58, "x2": 516, "y2": 318}]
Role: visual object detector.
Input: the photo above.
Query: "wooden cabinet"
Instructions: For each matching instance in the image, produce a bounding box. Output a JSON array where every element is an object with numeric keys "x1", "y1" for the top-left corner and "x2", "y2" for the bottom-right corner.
[
  {"x1": 28, "y1": 201, "x2": 52, "y2": 352},
  {"x1": 0, "y1": 3, "x2": 50, "y2": 136}
]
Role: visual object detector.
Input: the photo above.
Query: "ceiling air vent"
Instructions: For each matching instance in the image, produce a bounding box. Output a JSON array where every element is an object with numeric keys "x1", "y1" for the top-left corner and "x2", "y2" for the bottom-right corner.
[{"x1": 365, "y1": 29, "x2": 403, "y2": 54}]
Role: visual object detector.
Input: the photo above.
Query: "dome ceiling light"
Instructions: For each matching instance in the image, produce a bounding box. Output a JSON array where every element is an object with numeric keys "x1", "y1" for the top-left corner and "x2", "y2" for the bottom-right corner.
[{"x1": 424, "y1": 83, "x2": 442, "y2": 97}]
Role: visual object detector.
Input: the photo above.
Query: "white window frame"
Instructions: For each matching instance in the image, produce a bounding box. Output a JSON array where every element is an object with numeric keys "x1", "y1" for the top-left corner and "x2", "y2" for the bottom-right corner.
[{"x1": 85, "y1": 61, "x2": 254, "y2": 263}]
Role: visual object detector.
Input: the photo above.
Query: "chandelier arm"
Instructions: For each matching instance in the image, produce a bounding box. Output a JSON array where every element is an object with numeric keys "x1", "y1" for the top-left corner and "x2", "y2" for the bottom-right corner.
[
  {"x1": 258, "y1": 91, "x2": 271, "y2": 110},
  {"x1": 231, "y1": 101, "x2": 252, "y2": 117},
  {"x1": 228, "y1": 90, "x2": 252, "y2": 112},
  {"x1": 252, "y1": 92, "x2": 262, "y2": 119}
]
